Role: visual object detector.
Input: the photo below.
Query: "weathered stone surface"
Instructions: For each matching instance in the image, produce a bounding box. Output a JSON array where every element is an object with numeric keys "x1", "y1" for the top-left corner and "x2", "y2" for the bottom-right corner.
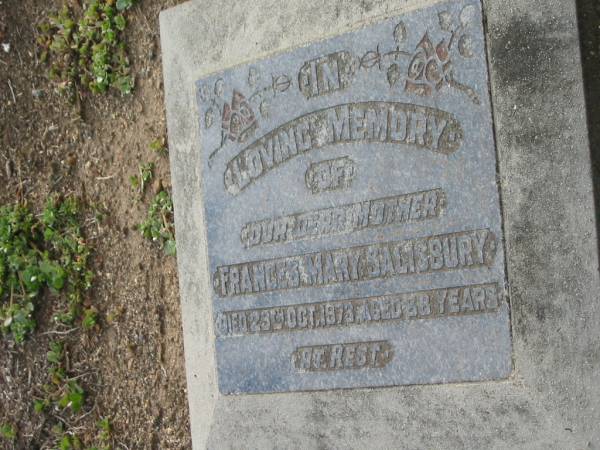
[
  {"x1": 160, "y1": 0, "x2": 600, "y2": 447},
  {"x1": 195, "y1": 1, "x2": 510, "y2": 395}
]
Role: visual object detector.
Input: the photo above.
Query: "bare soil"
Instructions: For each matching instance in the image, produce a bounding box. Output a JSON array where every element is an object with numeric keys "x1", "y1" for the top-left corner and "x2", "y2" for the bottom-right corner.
[{"x1": 0, "y1": 0, "x2": 190, "y2": 448}]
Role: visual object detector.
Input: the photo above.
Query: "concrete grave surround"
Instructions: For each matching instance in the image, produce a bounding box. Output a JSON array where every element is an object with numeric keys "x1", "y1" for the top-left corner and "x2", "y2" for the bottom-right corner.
[{"x1": 160, "y1": 0, "x2": 600, "y2": 447}]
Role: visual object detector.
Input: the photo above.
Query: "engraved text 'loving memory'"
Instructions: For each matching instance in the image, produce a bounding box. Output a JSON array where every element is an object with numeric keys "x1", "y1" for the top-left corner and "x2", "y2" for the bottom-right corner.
[{"x1": 224, "y1": 102, "x2": 463, "y2": 195}]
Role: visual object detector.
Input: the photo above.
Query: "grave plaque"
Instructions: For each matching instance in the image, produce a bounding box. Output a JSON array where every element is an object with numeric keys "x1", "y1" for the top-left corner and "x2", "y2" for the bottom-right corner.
[{"x1": 195, "y1": 0, "x2": 511, "y2": 394}]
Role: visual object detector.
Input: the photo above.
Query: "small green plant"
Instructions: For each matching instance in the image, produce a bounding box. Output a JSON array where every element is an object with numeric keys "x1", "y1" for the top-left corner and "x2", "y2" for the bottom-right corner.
[
  {"x1": 47, "y1": 343, "x2": 67, "y2": 387},
  {"x1": 82, "y1": 307, "x2": 98, "y2": 329},
  {"x1": 37, "y1": 0, "x2": 138, "y2": 101},
  {"x1": 95, "y1": 417, "x2": 111, "y2": 447},
  {"x1": 50, "y1": 417, "x2": 111, "y2": 450},
  {"x1": 0, "y1": 204, "x2": 40, "y2": 341},
  {"x1": 149, "y1": 137, "x2": 168, "y2": 157},
  {"x1": 58, "y1": 381, "x2": 85, "y2": 413},
  {"x1": 42, "y1": 197, "x2": 94, "y2": 325},
  {"x1": 52, "y1": 423, "x2": 83, "y2": 450},
  {"x1": 139, "y1": 190, "x2": 176, "y2": 256},
  {"x1": 36, "y1": 340, "x2": 88, "y2": 417},
  {"x1": 34, "y1": 397, "x2": 50, "y2": 414},
  {"x1": 59, "y1": 434, "x2": 81, "y2": 450},
  {"x1": 0, "y1": 196, "x2": 93, "y2": 342},
  {"x1": 0, "y1": 423, "x2": 16, "y2": 441},
  {"x1": 47, "y1": 340, "x2": 64, "y2": 364},
  {"x1": 130, "y1": 162, "x2": 154, "y2": 196},
  {"x1": 97, "y1": 417, "x2": 110, "y2": 440},
  {"x1": 116, "y1": 0, "x2": 136, "y2": 10}
]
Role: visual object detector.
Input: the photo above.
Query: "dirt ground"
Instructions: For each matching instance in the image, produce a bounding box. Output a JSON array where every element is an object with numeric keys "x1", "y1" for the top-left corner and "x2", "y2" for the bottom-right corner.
[
  {"x1": 0, "y1": 0, "x2": 598, "y2": 449},
  {"x1": 0, "y1": 0, "x2": 190, "y2": 448}
]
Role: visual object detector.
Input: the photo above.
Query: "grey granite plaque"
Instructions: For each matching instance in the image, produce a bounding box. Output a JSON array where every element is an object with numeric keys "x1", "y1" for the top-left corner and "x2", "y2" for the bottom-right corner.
[{"x1": 196, "y1": 0, "x2": 511, "y2": 394}]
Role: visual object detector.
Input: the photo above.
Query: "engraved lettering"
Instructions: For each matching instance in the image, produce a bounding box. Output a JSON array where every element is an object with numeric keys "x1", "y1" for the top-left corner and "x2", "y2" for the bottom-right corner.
[
  {"x1": 217, "y1": 229, "x2": 496, "y2": 298},
  {"x1": 293, "y1": 340, "x2": 393, "y2": 372},
  {"x1": 298, "y1": 51, "x2": 355, "y2": 99},
  {"x1": 214, "y1": 283, "x2": 502, "y2": 337},
  {"x1": 305, "y1": 156, "x2": 356, "y2": 194},
  {"x1": 241, "y1": 188, "x2": 446, "y2": 248},
  {"x1": 223, "y1": 102, "x2": 463, "y2": 195}
]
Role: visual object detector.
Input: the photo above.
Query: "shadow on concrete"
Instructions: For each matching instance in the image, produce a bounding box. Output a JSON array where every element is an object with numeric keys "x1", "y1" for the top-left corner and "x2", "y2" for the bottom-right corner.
[{"x1": 576, "y1": 1, "x2": 600, "y2": 256}]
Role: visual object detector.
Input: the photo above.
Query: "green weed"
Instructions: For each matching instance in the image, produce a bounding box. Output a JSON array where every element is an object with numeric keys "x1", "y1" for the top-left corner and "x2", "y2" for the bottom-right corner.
[
  {"x1": 59, "y1": 434, "x2": 82, "y2": 450},
  {"x1": 58, "y1": 381, "x2": 86, "y2": 414},
  {"x1": 36, "y1": 340, "x2": 87, "y2": 417},
  {"x1": 116, "y1": 0, "x2": 136, "y2": 10},
  {"x1": 82, "y1": 307, "x2": 98, "y2": 329},
  {"x1": 52, "y1": 423, "x2": 83, "y2": 450},
  {"x1": 33, "y1": 398, "x2": 50, "y2": 414},
  {"x1": 95, "y1": 417, "x2": 111, "y2": 447},
  {"x1": 149, "y1": 137, "x2": 168, "y2": 157},
  {"x1": 47, "y1": 340, "x2": 64, "y2": 364},
  {"x1": 0, "y1": 197, "x2": 93, "y2": 343},
  {"x1": 37, "y1": 0, "x2": 138, "y2": 101},
  {"x1": 51, "y1": 417, "x2": 112, "y2": 450},
  {"x1": 129, "y1": 162, "x2": 154, "y2": 196},
  {"x1": 0, "y1": 423, "x2": 16, "y2": 441},
  {"x1": 139, "y1": 190, "x2": 176, "y2": 256}
]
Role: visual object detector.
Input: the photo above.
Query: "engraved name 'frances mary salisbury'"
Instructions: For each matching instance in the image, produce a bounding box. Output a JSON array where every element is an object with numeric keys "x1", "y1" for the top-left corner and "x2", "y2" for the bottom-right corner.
[
  {"x1": 213, "y1": 229, "x2": 496, "y2": 298},
  {"x1": 215, "y1": 283, "x2": 500, "y2": 337},
  {"x1": 223, "y1": 102, "x2": 463, "y2": 195}
]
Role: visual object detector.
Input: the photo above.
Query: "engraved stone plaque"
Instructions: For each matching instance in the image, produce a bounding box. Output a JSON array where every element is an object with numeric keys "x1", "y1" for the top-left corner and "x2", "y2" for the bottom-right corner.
[{"x1": 196, "y1": 0, "x2": 511, "y2": 394}]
